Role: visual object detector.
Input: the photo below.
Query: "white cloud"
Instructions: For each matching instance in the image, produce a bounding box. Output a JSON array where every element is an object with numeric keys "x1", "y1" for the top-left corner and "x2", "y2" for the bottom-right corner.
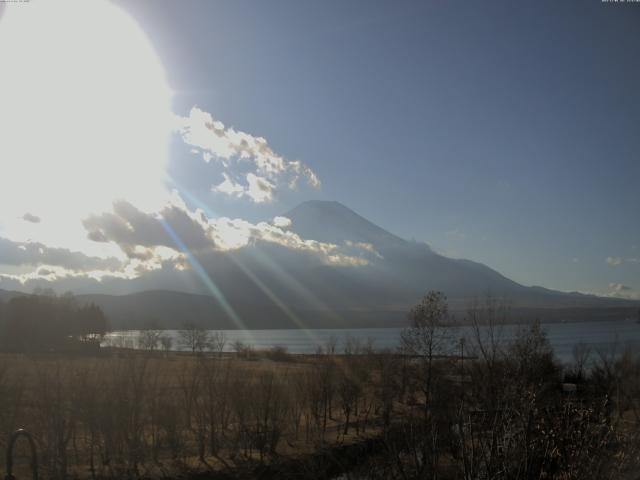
[
  {"x1": 606, "y1": 282, "x2": 639, "y2": 300},
  {"x1": 205, "y1": 218, "x2": 380, "y2": 266},
  {"x1": 246, "y1": 173, "x2": 274, "y2": 203},
  {"x1": 606, "y1": 256, "x2": 622, "y2": 266},
  {"x1": 213, "y1": 173, "x2": 276, "y2": 203},
  {"x1": 175, "y1": 107, "x2": 320, "y2": 202},
  {"x1": 606, "y1": 256, "x2": 640, "y2": 266},
  {"x1": 83, "y1": 195, "x2": 373, "y2": 269},
  {"x1": 0, "y1": 236, "x2": 122, "y2": 272},
  {"x1": 0, "y1": 264, "x2": 147, "y2": 291},
  {"x1": 345, "y1": 241, "x2": 383, "y2": 259},
  {"x1": 609, "y1": 282, "x2": 631, "y2": 292},
  {"x1": 0, "y1": 234, "x2": 145, "y2": 290},
  {"x1": 213, "y1": 173, "x2": 246, "y2": 198},
  {"x1": 205, "y1": 217, "x2": 372, "y2": 266},
  {"x1": 273, "y1": 216, "x2": 292, "y2": 228}
]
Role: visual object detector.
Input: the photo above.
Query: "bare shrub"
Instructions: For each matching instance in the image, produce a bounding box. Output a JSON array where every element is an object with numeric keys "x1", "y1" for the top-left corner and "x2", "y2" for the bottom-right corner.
[
  {"x1": 233, "y1": 340, "x2": 256, "y2": 360},
  {"x1": 265, "y1": 345, "x2": 293, "y2": 362}
]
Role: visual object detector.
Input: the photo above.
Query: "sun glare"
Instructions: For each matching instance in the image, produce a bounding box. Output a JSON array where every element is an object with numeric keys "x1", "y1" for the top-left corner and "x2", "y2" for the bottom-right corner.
[{"x1": 0, "y1": 0, "x2": 172, "y2": 249}]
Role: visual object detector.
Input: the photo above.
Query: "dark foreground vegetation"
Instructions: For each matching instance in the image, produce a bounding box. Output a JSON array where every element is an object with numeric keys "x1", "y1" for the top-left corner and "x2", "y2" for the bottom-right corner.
[
  {"x1": 0, "y1": 291, "x2": 639, "y2": 479},
  {"x1": 0, "y1": 290, "x2": 108, "y2": 353}
]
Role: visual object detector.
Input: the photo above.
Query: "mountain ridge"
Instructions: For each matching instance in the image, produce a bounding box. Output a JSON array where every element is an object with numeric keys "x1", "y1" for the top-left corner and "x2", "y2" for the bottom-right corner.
[
  {"x1": 1, "y1": 200, "x2": 637, "y2": 329},
  {"x1": 285, "y1": 200, "x2": 419, "y2": 252}
]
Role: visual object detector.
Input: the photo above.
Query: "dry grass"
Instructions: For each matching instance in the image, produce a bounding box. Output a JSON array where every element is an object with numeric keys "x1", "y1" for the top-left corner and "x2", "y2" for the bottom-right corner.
[{"x1": 0, "y1": 350, "x2": 392, "y2": 479}]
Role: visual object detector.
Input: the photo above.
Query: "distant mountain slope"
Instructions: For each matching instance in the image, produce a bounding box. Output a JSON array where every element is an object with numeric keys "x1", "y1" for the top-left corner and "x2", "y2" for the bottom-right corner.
[
  {"x1": 1, "y1": 200, "x2": 637, "y2": 329},
  {"x1": 0, "y1": 289, "x2": 26, "y2": 303},
  {"x1": 1, "y1": 286, "x2": 636, "y2": 331},
  {"x1": 284, "y1": 201, "x2": 602, "y2": 308},
  {"x1": 285, "y1": 200, "x2": 412, "y2": 251}
]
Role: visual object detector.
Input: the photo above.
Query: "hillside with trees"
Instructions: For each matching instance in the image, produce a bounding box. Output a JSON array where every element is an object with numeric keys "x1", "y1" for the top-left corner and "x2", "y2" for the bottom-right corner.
[{"x1": 0, "y1": 290, "x2": 109, "y2": 353}]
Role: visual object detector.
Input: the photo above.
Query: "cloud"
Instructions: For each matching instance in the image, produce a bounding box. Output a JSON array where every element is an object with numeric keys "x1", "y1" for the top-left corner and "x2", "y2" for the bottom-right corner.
[
  {"x1": 606, "y1": 256, "x2": 640, "y2": 266},
  {"x1": 606, "y1": 256, "x2": 622, "y2": 266},
  {"x1": 0, "y1": 236, "x2": 122, "y2": 272},
  {"x1": 22, "y1": 212, "x2": 41, "y2": 223},
  {"x1": 246, "y1": 173, "x2": 274, "y2": 203},
  {"x1": 0, "y1": 242, "x2": 191, "y2": 290},
  {"x1": 83, "y1": 195, "x2": 374, "y2": 268},
  {"x1": 345, "y1": 241, "x2": 383, "y2": 259},
  {"x1": 213, "y1": 173, "x2": 246, "y2": 198},
  {"x1": 208, "y1": 217, "x2": 374, "y2": 266},
  {"x1": 175, "y1": 107, "x2": 320, "y2": 202},
  {"x1": 606, "y1": 282, "x2": 639, "y2": 300},
  {"x1": 83, "y1": 197, "x2": 211, "y2": 259},
  {"x1": 213, "y1": 173, "x2": 275, "y2": 203},
  {"x1": 0, "y1": 266, "x2": 138, "y2": 292},
  {"x1": 273, "y1": 216, "x2": 292, "y2": 228},
  {"x1": 5, "y1": 193, "x2": 376, "y2": 290},
  {"x1": 609, "y1": 282, "x2": 631, "y2": 292}
]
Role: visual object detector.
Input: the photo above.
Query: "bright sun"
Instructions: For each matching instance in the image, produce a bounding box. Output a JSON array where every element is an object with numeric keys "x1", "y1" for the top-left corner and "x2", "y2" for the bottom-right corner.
[{"x1": 0, "y1": 0, "x2": 173, "y2": 250}]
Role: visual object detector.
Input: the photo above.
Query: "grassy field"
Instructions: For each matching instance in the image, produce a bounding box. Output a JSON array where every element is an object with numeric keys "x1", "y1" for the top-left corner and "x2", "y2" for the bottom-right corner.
[
  {"x1": 2, "y1": 318, "x2": 640, "y2": 480},
  {"x1": 0, "y1": 348, "x2": 397, "y2": 479}
]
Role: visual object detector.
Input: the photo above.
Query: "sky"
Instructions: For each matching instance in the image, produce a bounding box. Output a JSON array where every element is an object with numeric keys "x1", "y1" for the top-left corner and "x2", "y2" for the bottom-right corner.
[{"x1": 0, "y1": 0, "x2": 638, "y2": 298}]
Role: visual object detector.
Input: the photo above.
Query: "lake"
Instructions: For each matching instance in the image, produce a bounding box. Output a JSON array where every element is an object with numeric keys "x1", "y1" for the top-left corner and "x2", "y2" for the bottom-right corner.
[{"x1": 104, "y1": 319, "x2": 640, "y2": 364}]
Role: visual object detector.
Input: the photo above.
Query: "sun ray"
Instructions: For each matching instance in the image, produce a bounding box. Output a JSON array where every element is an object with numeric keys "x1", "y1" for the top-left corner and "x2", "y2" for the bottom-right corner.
[
  {"x1": 228, "y1": 251, "x2": 319, "y2": 340},
  {"x1": 165, "y1": 178, "x2": 319, "y2": 337},
  {"x1": 242, "y1": 247, "x2": 346, "y2": 326},
  {"x1": 159, "y1": 218, "x2": 247, "y2": 330}
]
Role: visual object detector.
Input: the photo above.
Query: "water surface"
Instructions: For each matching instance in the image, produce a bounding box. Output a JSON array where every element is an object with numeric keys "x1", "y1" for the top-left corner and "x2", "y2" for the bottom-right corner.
[{"x1": 104, "y1": 319, "x2": 640, "y2": 364}]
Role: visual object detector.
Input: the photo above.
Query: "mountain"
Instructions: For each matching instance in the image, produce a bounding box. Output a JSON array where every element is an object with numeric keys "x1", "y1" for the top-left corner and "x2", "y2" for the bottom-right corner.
[
  {"x1": 0, "y1": 289, "x2": 26, "y2": 303},
  {"x1": 283, "y1": 201, "x2": 623, "y2": 309},
  {"x1": 1, "y1": 201, "x2": 637, "y2": 329},
  {"x1": 285, "y1": 200, "x2": 411, "y2": 251}
]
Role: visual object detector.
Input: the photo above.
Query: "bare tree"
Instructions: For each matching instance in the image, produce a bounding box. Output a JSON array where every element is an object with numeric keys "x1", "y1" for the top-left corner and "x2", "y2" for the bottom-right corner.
[
  {"x1": 249, "y1": 371, "x2": 291, "y2": 461},
  {"x1": 232, "y1": 339, "x2": 257, "y2": 360},
  {"x1": 401, "y1": 290, "x2": 452, "y2": 411},
  {"x1": 138, "y1": 328, "x2": 162, "y2": 352},
  {"x1": 324, "y1": 335, "x2": 338, "y2": 355},
  {"x1": 159, "y1": 334, "x2": 173, "y2": 353},
  {"x1": 468, "y1": 295, "x2": 509, "y2": 369},
  {"x1": 210, "y1": 331, "x2": 227, "y2": 355},
  {"x1": 179, "y1": 322, "x2": 211, "y2": 354},
  {"x1": 337, "y1": 364, "x2": 360, "y2": 435},
  {"x1": 571, "y1": 341, "x2": 592, "y2": 381}
]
